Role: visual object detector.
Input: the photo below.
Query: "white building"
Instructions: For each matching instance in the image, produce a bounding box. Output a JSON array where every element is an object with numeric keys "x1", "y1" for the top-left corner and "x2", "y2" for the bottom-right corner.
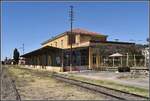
[{"x1": 142, "y1": 47, "x2": 149, "y2": 67}]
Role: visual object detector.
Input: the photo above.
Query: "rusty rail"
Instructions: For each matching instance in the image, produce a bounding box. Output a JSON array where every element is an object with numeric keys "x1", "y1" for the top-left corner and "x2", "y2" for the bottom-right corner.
[{"x1": 52, "y1": 74, "x2": 149, "y2": 100}]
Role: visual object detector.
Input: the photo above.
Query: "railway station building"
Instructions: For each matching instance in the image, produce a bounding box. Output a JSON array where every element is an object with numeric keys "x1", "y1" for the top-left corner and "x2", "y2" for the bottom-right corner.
[{"x1": 21, "y1": 28, "x2": 141, "y2": 72}]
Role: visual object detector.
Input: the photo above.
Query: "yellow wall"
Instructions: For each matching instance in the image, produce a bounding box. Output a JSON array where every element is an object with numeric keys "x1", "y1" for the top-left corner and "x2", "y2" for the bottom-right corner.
[
  {"x1": 80, "y1": 35, "x2": 91, "y2": 43},
  {"x1": 42, "y1": 35, "x2": 68, "y2": 49},
  {"x1": 42, "y1": 34, "x2": 107, "y2": 49},
  {"x1": 76, "y1": 34, "x2": 80, "y2": 44},
  {"x1": 42, "y1": 34, "x2": 83, "y2": 49}
]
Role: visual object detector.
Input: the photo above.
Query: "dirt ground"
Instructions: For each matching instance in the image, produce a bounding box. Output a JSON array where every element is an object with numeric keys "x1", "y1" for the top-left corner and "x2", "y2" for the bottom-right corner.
[
  {"x1": 1, "y1": 66, "x2": 106, "y2": 100},
  {"x1": 1, "y1": 67, "x2": 17, "y2": 100},
  {"x1": 69, "y1": 70, "x2": 149, "y2": 89}
]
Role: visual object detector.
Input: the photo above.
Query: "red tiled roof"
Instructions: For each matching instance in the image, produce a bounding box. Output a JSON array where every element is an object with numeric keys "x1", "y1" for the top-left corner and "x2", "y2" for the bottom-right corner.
[
  {"x1": 66, "y1": 28, "x2": 102, "y2": 35},
  {"x1": 41, "y1": 28, "x2": 107, "y2": 45}
]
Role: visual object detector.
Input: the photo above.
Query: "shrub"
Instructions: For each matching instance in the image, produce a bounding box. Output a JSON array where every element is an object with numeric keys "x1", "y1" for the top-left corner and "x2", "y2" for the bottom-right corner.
[{"x1": 118, "y1": 66, "x2": 130, "y2": 72}]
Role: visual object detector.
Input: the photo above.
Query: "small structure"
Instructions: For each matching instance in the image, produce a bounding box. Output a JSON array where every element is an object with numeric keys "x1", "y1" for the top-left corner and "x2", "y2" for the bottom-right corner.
[
  {"x1": 4, "y1": 58, "x2": 14, "y2": 65},
  {"x1": 109, "y1": 53, "x2": 123, "y2": 67},
  {"x1": 18, "y1": 57, "x2": 26, "y2": 65}
]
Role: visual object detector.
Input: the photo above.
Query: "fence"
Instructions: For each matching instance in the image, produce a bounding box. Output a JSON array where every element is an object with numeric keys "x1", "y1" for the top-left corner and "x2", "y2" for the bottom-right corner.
[{"x1": 100, "y1": 55, "x2": 148, "y2": 68}]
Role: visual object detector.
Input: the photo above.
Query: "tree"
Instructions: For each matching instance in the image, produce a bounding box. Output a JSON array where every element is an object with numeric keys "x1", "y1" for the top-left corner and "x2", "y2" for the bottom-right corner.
[{"x1": 13, "y1": 48, "x2": 20, "y2": 64}]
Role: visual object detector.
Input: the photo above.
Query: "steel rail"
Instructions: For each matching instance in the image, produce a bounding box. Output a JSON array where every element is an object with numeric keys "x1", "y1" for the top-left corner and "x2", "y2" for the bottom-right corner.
[
  {"x1": 11, "y1": 79, "x2": 21, "y2": 101},
  {"x1": 52, "y1": 74, "x2": 149, "y2": 100},
  {"x1": 3, "y1": 66, "x2": 21, "y2": 101}
]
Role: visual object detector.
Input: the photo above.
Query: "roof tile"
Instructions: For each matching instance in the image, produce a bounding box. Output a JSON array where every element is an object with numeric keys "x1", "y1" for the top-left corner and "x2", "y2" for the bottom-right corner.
[{"x1": 66, "y1": 28, "x2": 102, "y2": 35}]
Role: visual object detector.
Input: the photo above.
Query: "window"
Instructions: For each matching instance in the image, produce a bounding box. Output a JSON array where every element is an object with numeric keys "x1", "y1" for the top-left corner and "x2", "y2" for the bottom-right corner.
[
  {"x1": 93, "y1": 54, "x2": 96, "y2": 64},
  {"x1": 68, "y1": 34, "x2": 76, "y2": 45},
  {"x1": 81, "y1": 56, "x2": 87, "y2": 65},
  {"x1": 56, "y1": 56, "x2": 60, "y2": 65},
  {"x1": 55, "y1": 42, "x2": 57, "y2": 47},
  {"x1": 80, "y1": 49, "x2": 88, "y2": 65},
  {"x1": 61, "y1": 40, "x2": 63, "y2": 48}
]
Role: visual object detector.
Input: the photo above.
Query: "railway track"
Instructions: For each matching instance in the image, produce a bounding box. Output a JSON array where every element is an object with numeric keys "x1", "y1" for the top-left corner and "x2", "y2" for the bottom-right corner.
[
  {"x1": 11, "y1": 79, "x2": 21, "y2": 101},
  {"x1": 52, "y1": 74, "x2": 149, "y2": 100},
  {"x1": 2, "y1": 66, "x2": 21, "y2": 101}
]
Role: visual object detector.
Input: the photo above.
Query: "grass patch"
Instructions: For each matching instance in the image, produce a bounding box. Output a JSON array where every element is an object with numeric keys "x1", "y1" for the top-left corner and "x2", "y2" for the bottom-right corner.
[
  {"x1": 65, "y1": 74, "x2": 149, "y2": 97},
  {"x1": 6, "y1": 66, "x2": 53, "y2": 86}
]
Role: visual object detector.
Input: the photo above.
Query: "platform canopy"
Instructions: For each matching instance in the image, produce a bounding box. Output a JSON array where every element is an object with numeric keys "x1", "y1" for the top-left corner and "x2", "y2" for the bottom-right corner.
[
  {"x1": 109, "y1": 53, "x2": 123, "y2": 57},
  {"x1": 21, "y1": 46, "x2": 62, "y2": 58}
]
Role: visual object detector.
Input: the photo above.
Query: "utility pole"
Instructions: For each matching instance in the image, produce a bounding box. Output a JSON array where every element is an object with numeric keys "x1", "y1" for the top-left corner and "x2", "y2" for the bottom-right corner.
[
  {"x1": 19, "y1": 43, "x2": 25, "y2": 55},
  {"x1": 22, "y1": 43, "x2": 24, "y2": 55},
  {"x1": 61, "y1": 40, "x2": 64, "y2": 72},
  {"x1": 69, "y1": 5, "x2": 74, "y2": 72}
]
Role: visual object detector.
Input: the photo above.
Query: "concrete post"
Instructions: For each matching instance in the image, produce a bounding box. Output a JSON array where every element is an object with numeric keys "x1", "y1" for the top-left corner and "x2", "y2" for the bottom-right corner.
[
  {"x1": 121, "y1": 56, "x2": 122, "y2": 67},
  {"x1": 126, "y1": 53, "x2": 129, "y2": 67},
  {"x1": 113, "y1": 57, "x2": 114, "y2": 67},
  {"x1": 96, "y1": 54, "x2": 99, "y2": 69},
  {"x1": 144, "y1": 53, "x2": 147, "y2": 67},
  {"x1": 134, "y1": 54, "x2": 136, "y2": 67},
  {"x1": 99, "y1": 55, "x2": 101, "y2": 67},
  {"x1": 61, "y1": 50, "x2": 64, "y2": 72},
  {"x1": 89, "y1": 47, "x2": 93, "y2": 69}
]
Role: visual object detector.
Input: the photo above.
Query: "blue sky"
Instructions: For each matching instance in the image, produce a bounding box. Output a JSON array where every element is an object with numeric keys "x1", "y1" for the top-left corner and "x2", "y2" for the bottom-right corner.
[{"x1": 1, "y1": 1, "x2": 149, "y2": 60}]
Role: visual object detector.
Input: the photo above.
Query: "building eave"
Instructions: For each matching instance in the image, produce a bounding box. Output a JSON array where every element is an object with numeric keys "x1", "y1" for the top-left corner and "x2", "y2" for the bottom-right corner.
[{"x1": 21, "y1": 46, "x2": 62, "y2": 57}]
